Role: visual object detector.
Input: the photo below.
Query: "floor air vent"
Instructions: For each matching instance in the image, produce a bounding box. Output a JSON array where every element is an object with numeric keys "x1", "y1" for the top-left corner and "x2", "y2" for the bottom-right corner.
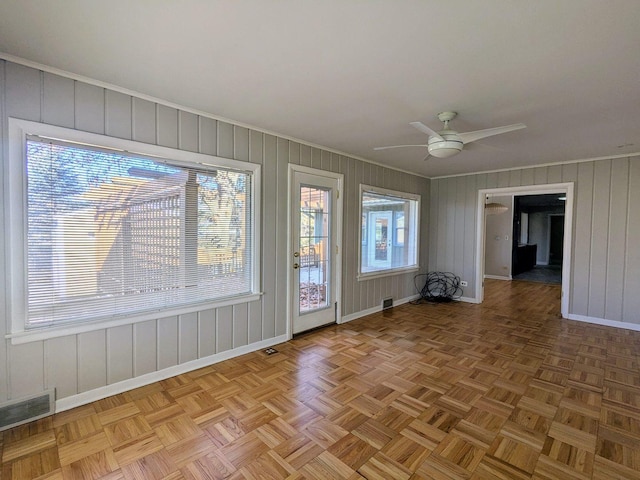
[{"x1": 0, "y1": 389, "x2": 55, "y2": 431}]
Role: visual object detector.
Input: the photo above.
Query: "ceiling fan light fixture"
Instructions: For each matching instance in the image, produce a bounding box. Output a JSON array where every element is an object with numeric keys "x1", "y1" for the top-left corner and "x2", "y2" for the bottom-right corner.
[
  {"x1": 427, "y1": 140, "x2": 463, "y2": 158},
  {"x1": 427, "y1": 131, "x2": 463, "y2": 158}
]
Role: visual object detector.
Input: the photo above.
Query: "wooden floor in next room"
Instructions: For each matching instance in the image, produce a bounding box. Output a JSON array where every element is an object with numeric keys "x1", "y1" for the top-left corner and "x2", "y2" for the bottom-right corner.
[{"x1": 1, "y1": 279, "x2": 639, "y2": 479}]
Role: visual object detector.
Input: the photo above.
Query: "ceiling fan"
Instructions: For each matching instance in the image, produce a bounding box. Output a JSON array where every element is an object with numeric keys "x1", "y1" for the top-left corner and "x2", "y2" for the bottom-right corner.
[{"x1": 374, "y1": 112, "x2": 526, "y2": 159}]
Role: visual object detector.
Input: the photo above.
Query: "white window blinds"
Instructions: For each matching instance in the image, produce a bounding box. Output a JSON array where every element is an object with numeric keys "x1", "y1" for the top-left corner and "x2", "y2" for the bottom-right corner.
[{"x1": 25, "y1": 136, "x2": 254, "y2": 328}]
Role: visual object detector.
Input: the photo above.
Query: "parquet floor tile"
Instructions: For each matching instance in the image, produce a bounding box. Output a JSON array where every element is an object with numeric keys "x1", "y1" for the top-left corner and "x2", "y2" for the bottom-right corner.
[{"x1": 3, "y1": 279, "x2": 640, "y2": 479}]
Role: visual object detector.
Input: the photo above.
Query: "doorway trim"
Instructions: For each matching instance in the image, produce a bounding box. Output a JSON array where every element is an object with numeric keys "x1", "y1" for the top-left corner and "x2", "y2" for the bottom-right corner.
[
  {"x1": 475, "y1": 182, "x2": 574, "y2": 318},
  {"x1": 287, "y1": 164, "x2": 343, "y2": 339}
]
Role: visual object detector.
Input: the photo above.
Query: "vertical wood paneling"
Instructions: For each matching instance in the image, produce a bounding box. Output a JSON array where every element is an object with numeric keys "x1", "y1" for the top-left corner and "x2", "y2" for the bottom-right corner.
[
  {"x1": 0, "y1": 61, "x2": 7, "y2": 403},
  {"x1": 107, "y1": 325, "x2": 133, "y2": 384},
  {"x1": 311, "y1": 148, "x2": 322, "y2": 170},
  {"x1": 74, "y1": 82, "x2": 104, "y2": 134},
  {"x1": 497, "y1": 171, "x2": 510, "y2": 187},
  {"x1": 10, "y1": 342, "x2": 44, "y2": 398},
  {"x1": 428, "y1": 179, "x2": 439, "y2": 272},
  {"x1": 132, "y1": 98, "x2": 156, "y2": 144},
  {"x1": 623, "y1": 157, "x2": 640, "y2": 321},
  {"x1": 486, "y1": 172, "x2": 498, "y2": 188},
  {"x1": 199, "y1": 117, "x2": 217, "y2": 155},
  {"x1": 234, "y1": 126, "x2": 250, "y2": 161},
  {"x1": 275, "y1": 138, "x2": 289, "y2": 336},
  {"x1": 217, "y1": 121, "x2": 234, "y2": 158},
  {"x1": 233, "y1": 303, "x2": 249, "y2": 348},
  {"x1": 289, "y1": 142, "x2": 301, "y2": 165},
  {"x1": 42, "y1": 73, "x2": 74, "y2": 127},
  {"x1": 262, "y1": 134, "x2": 277, "y2": 339},
  {"x1": 5, "y1": 62, "x2": 41, "y2": 121},
  {"x1": 77, "y1": 331, "x2": 106, "y2": 393},
  {"x1": 217, "y1": 306, "x2": 233, "y2": 353},
  {"x1": 421, "y1": 177, "x2": 430, "y2": 274},
  {"x1": 198, "y1": 309, "x2": 216, "y2": 357},
  {"x1": 300, "y1": 145, "x2": 312, "y2": 167},
  {"x1": 572, "y1": 162, "x2": 594, "y2": 315},
  {"x1": 248, "y1": 300, "x2": 262, "y2": 344},
  {"x1": 444, "y1": 178, "x2": 457, "y2": 271},
  {"x1": 134, "y1": 320, "x2": 157, "y2": 376},
  {"x1": 588, "y1": 160, "x2": 611, "y2": 318},
  {"x1": 533, "y1": 166, "x2": 548, "y2": 184},
  {"x1": 332, "y1": 153, "x2": 341, "y2": 173},
  {"x1": 562, "y1": 162, "x2": 578, "y2": 183},
  {"x1": 604, "y1": 158, "x2": 629, "y2": 321},
  {"x1": 178, "y1": 111, "x2": 198, "y2": 152},
  {"x1": 157, "y1": 105, "x2": 178, "y2": 148},
  {"x1": 179, "y1": 312, "x2": 198, "y2": 364},
  {"x1": 454, "y1": 177, "x2": 466, "y2": 276},
  {"x1": 547, "y1": 165, "x2": 563, "y2": 184},
  {"x1": 321, "y1": 150, "x2": 331, "y2": 171},
  {"x1": 105, "y1": 90, "x2": 132, "y2": 139},
  {"x1": 45, "y1": 336, "x2": 77, "y2": 398},
  {"x1": 463, "y1": 176, "x2": 477, "y2": 292},
  {"x1": 520, "y1": 168, "x2": 534, "y2": 186},
  {"x1": 509, "y1": 169, "x2": 522, "y2": 186},
  {"x1": 157, "y1": 316, "x2": 179, "y2": 370},
  {"x1": 249, "y1": 130, "x2": 263, "y2": 165},
  {"x1": 344, "y1": 158, "x2": 357, "y2": 314}
]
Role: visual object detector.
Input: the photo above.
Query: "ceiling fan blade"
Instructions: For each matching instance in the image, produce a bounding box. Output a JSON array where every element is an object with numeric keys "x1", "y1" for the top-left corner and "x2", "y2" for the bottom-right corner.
[
  {"x1": 409, "y1": 121, "x2": 443, "y2": 140},
  {"x1": 458, "y1": 123, "x2": 526, "y2": 144},
  {"x1": 373, "y1": 144, "x2": 429, "y2": 151}
]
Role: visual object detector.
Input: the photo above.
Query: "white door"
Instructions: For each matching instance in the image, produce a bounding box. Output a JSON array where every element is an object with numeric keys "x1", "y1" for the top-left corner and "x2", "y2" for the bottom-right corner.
[
  {"x1": 368, "y1": 211, "x2": 393, "y2": 269},
  {"x1": 290, "y1": 167, "x2": 342, "y2": 334}
]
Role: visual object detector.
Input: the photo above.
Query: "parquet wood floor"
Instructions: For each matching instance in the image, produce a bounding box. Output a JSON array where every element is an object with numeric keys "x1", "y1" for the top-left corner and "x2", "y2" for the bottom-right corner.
[{"x1": 2, "y1": 279, "x2": 640, "y2": 479}]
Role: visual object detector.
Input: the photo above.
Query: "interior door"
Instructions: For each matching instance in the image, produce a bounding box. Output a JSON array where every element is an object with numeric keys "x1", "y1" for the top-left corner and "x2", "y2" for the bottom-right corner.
[
  {"x1": 291, "y1": 169, "x2": 340, "y2": 334},
  {"x1": 368, "y1": 211, "x2": 393, "y2": 269}
]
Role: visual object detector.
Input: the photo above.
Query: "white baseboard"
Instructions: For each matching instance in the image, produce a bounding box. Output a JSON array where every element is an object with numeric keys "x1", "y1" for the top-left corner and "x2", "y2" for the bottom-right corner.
[
  {"x1": 340, "y1": 294, "x2": 421, "y2": 324},
  {"x1": 566, "y1": 314, "x2": 640, "y2": 332},
  {"x1": 55, "y1": 334, "x2": 289, "y2": 413},
  {"x1": 458, "y1": 296, "x2": 480, "y2": 304},
  {"x1": 484, "y1": 275, "x2": 512, "y2": 281}
]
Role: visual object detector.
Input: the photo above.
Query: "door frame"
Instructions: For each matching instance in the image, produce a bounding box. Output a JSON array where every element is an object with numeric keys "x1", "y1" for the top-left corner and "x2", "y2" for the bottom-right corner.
[
  {"x1": 287, "y1": 165, "x2": 343, "y2": 339},
  {"x1": 475, "y1": 182, "x2": 574, "y2": 318}
]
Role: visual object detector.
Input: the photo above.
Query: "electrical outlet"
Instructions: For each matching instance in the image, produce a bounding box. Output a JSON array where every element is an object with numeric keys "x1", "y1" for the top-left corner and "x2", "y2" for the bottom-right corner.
[{"x1": 460, "y1": 280, "x2": 468, "y2": 287}]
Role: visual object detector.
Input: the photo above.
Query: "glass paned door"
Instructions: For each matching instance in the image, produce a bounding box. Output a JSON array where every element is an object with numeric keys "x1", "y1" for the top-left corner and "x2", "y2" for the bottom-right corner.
[
  {"x1": 291, "y1": 169, "x2": 340, "y2": 334},
  {"x1": 368, "y1": 211, "x2": 392, "y2": 268}
]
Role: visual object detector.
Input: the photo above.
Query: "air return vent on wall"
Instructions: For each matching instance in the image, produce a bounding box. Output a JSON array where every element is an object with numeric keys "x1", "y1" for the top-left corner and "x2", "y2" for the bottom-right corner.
[
  {"x1": 382, "y1": 297, "x2": 393, "y2": 310},
  {"x1": 0, "y1": 389, "x2": 55, "y2": 431}
]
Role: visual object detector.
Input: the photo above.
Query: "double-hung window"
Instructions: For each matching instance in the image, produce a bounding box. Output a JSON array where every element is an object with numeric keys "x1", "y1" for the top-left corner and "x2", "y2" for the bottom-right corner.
[
  {"x1": 359, "y1": 185, "x2": 420, "y2": 278},
  {"x1": 7, "y1": 119, "x2": 260, "y2": 339}
]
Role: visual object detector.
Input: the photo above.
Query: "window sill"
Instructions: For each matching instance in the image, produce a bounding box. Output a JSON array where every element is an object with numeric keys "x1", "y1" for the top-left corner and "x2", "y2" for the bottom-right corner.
[
  {"x1": 7, "y1": 293, "x2": 263, "y2": 345},
  {"x1": 357, "y1": 266, "x2": 419, "y2": 282}
]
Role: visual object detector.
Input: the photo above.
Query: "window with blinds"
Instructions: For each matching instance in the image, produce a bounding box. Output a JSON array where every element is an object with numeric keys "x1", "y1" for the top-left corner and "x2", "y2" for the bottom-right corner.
[{"x1": 23, "y1": 134, "x2": 255, "y2": 328}]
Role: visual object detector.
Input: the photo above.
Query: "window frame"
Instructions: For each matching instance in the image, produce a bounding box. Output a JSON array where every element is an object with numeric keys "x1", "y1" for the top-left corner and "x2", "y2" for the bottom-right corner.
[
  {"x1": 6, "y1": 118, "x2": 262, "y2": 344},
  {"x1": 357, "y1": 184, "x2": 420, "y2": 280}
]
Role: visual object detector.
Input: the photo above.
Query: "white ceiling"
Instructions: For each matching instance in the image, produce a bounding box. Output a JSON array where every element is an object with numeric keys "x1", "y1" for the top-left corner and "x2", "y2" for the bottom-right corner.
[{"x1": 1, "y1": 1, "x2": 639, "y2": 178}]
